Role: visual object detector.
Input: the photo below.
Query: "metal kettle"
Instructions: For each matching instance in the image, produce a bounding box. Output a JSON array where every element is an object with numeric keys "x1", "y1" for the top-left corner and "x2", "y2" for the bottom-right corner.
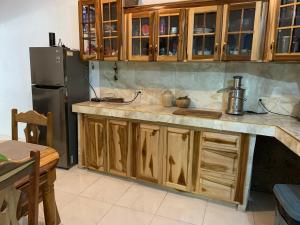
[{"x1": 218, "y1": 76, "x2": 246, "y2": 115}]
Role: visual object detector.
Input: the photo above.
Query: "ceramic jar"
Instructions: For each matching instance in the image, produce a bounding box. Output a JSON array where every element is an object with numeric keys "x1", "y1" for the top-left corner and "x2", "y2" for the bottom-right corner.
[{"x1": 161, "y1": 90, "x2": 174, "y2": 107}]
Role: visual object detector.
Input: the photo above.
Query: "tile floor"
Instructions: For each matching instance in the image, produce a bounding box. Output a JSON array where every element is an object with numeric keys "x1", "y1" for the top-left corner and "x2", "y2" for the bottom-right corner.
[{"x1": 20, "y1": 166, "x2": 276, "y2": 225}]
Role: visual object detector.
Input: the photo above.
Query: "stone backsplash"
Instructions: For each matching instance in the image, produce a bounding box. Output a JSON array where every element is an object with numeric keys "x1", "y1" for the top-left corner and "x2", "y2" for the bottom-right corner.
[{"x1": 89, "y1": 61, "x2": 300, "y2": 116}]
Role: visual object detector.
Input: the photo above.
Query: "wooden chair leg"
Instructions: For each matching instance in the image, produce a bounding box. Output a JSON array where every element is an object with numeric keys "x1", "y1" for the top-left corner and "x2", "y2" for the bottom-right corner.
[{"x1": 42, "y1": 169, "x2": 60, "y2": 225}]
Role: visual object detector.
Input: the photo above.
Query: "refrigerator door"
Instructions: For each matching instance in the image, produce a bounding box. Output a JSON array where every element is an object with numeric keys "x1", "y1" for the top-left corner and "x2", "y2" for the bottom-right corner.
[
  {"x1": 32, "y1": 85, "x2": 69, "y2": 168},
  {"x1": 30, "y1": 47, "x2": 65, "y2": 86}
]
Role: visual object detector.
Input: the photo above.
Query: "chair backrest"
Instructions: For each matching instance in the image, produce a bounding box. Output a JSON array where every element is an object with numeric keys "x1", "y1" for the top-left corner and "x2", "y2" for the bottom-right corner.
[
  {"x1": 11, "y1": 109, "x2": 53, "y2": 147},
  {"x1": 0, "y1": 151, "x2": 40, "y2": 225}
]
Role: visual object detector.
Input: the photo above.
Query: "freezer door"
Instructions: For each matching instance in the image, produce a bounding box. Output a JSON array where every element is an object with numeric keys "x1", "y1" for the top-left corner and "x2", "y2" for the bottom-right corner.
[
  {"x1": 32, "y1": 85, "x2": 69, "y2": 168},
  {"x1": 30, "y1": 47, "x2": 65, "y2": 86}
]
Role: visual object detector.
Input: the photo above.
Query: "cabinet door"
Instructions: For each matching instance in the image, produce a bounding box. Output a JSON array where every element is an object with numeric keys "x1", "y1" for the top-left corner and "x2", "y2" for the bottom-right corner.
[
  {"x1": 108, "y1": 120, "x2": 130, "y2": 176},
  {"x1": 272, "y1": 0, "x2": 300, "y2": 60},
  {"x1": 127, "y1": 12, "x2": 155, "y2": 61},
  {"x1": 99, "y1": 0, "x2": 122, "y2": 61},
  {"x1": 187, "y1": 6, "x2": 223, "y2": 61},
  {"x1": 84, "y1": 117, "x2": 106, "y2": 171},
  {"x1": 78, "y1": 0, "x2": 100, "y2": 60},
  {"x1": 154, "y1": 9, "x2": 186, "y2": 61},
  {"x1": 221, "y1": 2, "x2": 267, "y2": 61},
  {"x1": 163, "y1": 127, "x2": 194, "y2": 191},
  {"x1": 136, "y1": 124, "x2": 162, "y2": 183}
]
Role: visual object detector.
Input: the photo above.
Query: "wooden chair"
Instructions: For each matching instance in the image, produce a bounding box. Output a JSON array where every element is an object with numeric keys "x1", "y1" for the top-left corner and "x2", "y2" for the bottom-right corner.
[
  {"x1": 11, "y1": 109, "x2": 53, "y2": 147},
  {"x1": 0, "y1": 151, "x2": 40, "y2": 225}
]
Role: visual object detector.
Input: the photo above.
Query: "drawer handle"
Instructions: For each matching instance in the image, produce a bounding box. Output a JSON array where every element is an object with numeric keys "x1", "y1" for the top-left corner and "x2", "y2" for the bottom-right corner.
[{"x1": 203, "y1": 136, "x2": 237, "y2": 146}]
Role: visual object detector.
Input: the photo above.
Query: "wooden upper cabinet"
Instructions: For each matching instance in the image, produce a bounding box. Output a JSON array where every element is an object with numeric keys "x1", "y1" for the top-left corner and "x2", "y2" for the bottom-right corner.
[
  {"x1": 163, "y1": 127, "x2": 194, "y2": 191},
  {"x1": 99, "y1": 0, "x2": 122, "y2": 61},
  {"x1": 126, "y1": 12, "x2": 155, "y2": 61},
  {"x1": 187, "y1": 6, "x2": 223, "y2": 61},
  {"x1": 154, "y1": 9, "x2": 186, "y2": 61},
  {"x1": 79, "y1": 0, "x2": 101, "y2": 60},
  {"x1": 221, "y1": 1, "x2": 267, "y2": 61},
  {"x1": 266, "y1": 0, "x2": 300, "y2": 61}
]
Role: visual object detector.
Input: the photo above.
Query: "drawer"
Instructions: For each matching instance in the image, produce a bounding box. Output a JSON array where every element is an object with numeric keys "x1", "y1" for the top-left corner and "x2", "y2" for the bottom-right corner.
[
  {"x1": 202, "y1": 131, "x2": 241, "y2": 152},
  {"x1": 198, "y1": 170, "x2": 236, "y2": 201},
  {"x1": 200, "y1": 148, "x2": 238, "y2": 175}
]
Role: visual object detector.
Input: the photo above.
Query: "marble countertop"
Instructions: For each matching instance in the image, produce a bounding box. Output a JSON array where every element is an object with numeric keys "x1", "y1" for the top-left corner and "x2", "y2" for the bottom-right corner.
[{"x1": 72, "y1": 102, "x2": 300, "y2": 156}]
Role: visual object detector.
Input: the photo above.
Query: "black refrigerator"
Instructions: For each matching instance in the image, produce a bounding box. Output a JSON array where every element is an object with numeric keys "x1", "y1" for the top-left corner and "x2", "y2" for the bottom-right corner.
[{"x1": 30, "y1": 47, "x2": 89, "y2": 169}]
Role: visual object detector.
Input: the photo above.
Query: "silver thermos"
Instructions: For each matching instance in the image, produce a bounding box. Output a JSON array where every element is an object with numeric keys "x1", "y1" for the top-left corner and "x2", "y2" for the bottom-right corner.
[{"x1": 218, "y1": 76, "x2": 246, "y2": 115}]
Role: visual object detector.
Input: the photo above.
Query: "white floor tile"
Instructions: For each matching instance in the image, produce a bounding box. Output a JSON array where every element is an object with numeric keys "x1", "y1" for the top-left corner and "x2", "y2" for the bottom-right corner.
[
  {"x1": 39, "y1": 189, "x2": 76, "y2": 219},
  {"x1": 55, "y1": 169, "x2": 100, "y2": 195},
  {"x1": 97, "y1": 206, "x2": 153, "y2": 225},
  {"x1": 117, "y1": 184, "x2": 167, "y2": 214},
  {"x1": 203, "y1": 202, "x2": 254, "y2": 225},
  {"x1": 151, "y1": 216, "x2": 194, "y2": 225},
  {"x1": 156, "y1": 193, "x2": 207, "y2": 225},
  {"x1": 80, "y1": 176, "x2": 132, "y2": 204},
  {"x1": 60, "y1": 196, "x2": 112, "y2": 225}
]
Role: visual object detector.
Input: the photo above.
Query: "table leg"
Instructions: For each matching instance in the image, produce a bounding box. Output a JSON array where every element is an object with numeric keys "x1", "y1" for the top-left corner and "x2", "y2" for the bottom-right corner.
[{"x1": 42, "y1": 168, "x2": 61, "y2": 225}]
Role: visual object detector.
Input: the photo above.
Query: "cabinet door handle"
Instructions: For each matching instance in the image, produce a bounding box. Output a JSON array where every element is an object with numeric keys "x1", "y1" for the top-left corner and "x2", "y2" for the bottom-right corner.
[
  {"x1": 270, "y1": 41, "x2": 275, "y2": 54},
  {"x1": 154, "y1": 44, "x2": 158, "y2": 54},
  {"x1": 214, "y1": 43, "x2": 219, "y2": 54}
]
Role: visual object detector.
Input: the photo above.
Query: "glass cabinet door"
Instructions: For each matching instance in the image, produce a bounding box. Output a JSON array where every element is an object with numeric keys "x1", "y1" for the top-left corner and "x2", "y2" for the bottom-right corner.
[
  {"x1": 100, "y1": 0, "x2": 121, "y2": 60},
  {"x1": 128, "y1": 12, "x2": 153, "y2": 61},
  {"x1": 274, "y1": 0, "x2": 300, "y2": 59},
  {"x1": 79, "y1": 1, "x2": 99, "y2": 60},
  {"x1": 155, "y1": 10, "x2": 184, "y2": 61},
  {"x1": 187, "y1": 6, "x2": 222, "y2": 61},
  {"x1": 223, "y1": 3, "x2": 256, "y2": 60}
]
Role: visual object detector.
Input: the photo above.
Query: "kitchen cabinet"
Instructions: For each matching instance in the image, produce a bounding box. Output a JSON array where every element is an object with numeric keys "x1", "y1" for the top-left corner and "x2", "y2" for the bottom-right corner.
[
  {"x1": 136, "y1": 124, "x2": 163, "y2": 183},
  {"x1": 78, "y1": 0, "x2": 100, "y2": 60},
  {"x1": 187, "y1": 6, "x2": 223, "y2": 61},
  {"x1": 163, "y1": 127, "x2": 194, "y2": 191},
  {"x1": 107, "y1": 120, "x2": 131, "y2": 176},
  {"x1": 79, "y1": 114, "x2": 248, "y2": 204},
  {"x1": 221, "y1": 1, "x2": 267, "y2": 61},
  {"x1": 126, "y1": 12, "x2": 155, "y2": 61},
  {"x1": 155, "y1": 9, "x2": 186, "y2": 61},
  {"x1": 266, "y1": 0, "x2": 300, "y2": 61},
  {"x1": 99, "y1": 0, "x2": 123, "y2": 60},
  {"x1": 195, "y1": 131, "x2": 242, "y2": 202},
  {"x1": 78, "y1": 0, "x2": 122, "y2": 61},
  {"x1": 82, "y1": 116, "x2": 107, "y2": 171},
  {"x1": 125, "y1": 9, "x2": 185, "y2": 61}
]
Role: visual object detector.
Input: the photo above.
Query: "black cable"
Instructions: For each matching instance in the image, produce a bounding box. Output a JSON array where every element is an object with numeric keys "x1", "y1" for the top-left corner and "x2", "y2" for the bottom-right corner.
[
  {"x1": 122, "y1": 91, "x2": 142, "y2": 104},
  {"x1": 259, "y1": 99, "x2": 297, "y2": 119},
  {"x1": 89, "y1": 81, "x2": 101, "y2": 101}
]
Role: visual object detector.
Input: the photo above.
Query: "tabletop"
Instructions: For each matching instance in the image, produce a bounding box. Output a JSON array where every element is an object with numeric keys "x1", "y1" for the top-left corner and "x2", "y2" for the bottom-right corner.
[{"x1": 0, "y1": 140, "x2": 59, "y2": 169}]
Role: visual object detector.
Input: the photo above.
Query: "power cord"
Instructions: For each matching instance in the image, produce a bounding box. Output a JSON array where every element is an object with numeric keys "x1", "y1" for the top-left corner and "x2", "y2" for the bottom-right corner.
[
  {"x1": 122, "y1": 91, "x2": 142, "y2": 104},
  {"x1": 258, "y1": 99, "x2": 297, "y2": 119},
  {"x1": 89, "y1": 82, "x2": 101, "y2": 102}
]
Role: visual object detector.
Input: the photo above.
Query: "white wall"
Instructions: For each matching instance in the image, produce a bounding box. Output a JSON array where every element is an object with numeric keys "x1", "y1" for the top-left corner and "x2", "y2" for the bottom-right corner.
[{"x1": 0, "y1": 0, "x2": 79, "y2": 138}]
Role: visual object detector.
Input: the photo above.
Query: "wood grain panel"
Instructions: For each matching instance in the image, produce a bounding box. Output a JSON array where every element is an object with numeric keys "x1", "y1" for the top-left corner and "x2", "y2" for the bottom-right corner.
[
  {"x1": 201, "y1": 148, "x2": 238, "y2": 175},
  {"x1": 198, "y1": 170, "x2": 236, "y2": 201},
  {"x1": 202, "y1": 131, "x2": 240, "y2": 152},
  {"x1": 84, "y1": 117, "x2": 107, "y2": 171},
  {"x1": 164, "y1": 127, "x2": 194, "y2": 191},
  {"x1": 136, "y1": 124, "x2": 161, "y2": 183},
  {"x1": 108, "y1": 120, "x2": 129, "y2": 176}
]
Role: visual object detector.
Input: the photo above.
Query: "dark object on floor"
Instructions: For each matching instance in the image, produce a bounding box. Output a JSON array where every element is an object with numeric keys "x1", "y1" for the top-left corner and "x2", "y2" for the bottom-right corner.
[
  {"x1": 251, "y1": 136, "x2": 300, "y2": 192},
  {"x1": 273, "y1": 184, "x2": 300, "y2": 225}
]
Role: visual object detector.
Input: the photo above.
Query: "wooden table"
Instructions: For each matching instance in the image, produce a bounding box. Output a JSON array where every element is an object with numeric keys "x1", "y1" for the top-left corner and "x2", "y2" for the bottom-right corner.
[{"x1": 0, "y1": 140, "x2": 60, "y2": 225}]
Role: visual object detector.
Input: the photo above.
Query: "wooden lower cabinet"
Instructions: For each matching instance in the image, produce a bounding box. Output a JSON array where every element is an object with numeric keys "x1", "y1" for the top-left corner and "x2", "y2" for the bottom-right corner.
[
  {"x1": 136, "y1": 124, "x2": 162, "y2": 183},
  {"x1": 163, "y1": 127, "x2": 194, "y2": 192},
  {"x1": 107, "y1": 120, "x2": 130, "y2": 177},
  {"x1": 81, "y1": 115, "x2": 248, "y2": 204},
  {"x1": 83, "y1": 116, "x2": 107, "y2": 171}
]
